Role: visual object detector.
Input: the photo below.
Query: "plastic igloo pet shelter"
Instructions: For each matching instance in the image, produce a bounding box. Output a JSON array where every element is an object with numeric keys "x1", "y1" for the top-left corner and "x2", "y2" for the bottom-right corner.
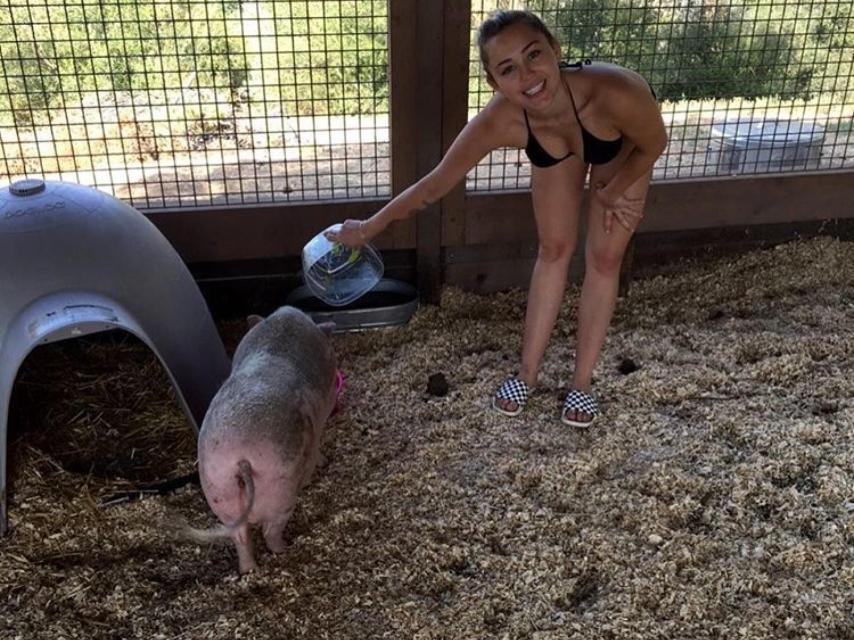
[{"x1": 0, "y1": 179, "x2": 231, "y2": 535}]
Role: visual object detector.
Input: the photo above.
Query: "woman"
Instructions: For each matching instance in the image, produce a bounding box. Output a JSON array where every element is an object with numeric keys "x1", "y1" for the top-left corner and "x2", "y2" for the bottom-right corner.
[{"x1": 328, "y1": 10, "x2": 667, "y2": 428}]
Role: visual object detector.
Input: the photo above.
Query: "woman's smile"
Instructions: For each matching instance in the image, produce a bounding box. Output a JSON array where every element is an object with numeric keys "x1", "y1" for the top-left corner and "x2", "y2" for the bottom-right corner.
[{"x1": 524, "y1": 80, "x2": 546, "y2": 97}]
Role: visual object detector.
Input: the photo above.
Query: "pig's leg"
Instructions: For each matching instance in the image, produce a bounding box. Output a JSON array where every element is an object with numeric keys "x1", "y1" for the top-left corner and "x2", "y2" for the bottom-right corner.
[
  {"x1": 232, "y1": 522, "x2": 257, "y2": 574},
  {"x1": 262, "y1": 507, "x2": 294, "y2": 554}
]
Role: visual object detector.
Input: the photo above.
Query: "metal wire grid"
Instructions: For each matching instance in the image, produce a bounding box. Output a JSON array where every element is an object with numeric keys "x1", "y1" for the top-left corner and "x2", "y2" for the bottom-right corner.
[
  {"x1": 467, "y1": 0, "x2": 853, "y2": 192},
  {"x1": 0, "y1": 0, "x2": 390, "y2": 208}
]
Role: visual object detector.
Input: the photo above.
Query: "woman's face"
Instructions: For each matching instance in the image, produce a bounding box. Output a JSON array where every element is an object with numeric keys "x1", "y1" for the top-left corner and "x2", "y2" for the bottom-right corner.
[{"x1": 482, "y1": 23, "x2": 562, "y2": 108}]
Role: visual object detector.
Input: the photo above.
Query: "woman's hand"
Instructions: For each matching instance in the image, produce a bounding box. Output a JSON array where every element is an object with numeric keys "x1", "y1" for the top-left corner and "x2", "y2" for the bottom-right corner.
[
  {"x1": 593, "y1": 182, "x2": 645, "y2": 234},
  {"x1": 324, "y1": 219, "x2": 368, "y2": 247}
]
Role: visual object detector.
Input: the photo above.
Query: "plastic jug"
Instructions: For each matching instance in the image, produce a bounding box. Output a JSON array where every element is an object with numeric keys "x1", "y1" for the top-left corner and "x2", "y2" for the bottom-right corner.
[{"x1": 301, "y1": 224, "x2": 384, "y2": 306}]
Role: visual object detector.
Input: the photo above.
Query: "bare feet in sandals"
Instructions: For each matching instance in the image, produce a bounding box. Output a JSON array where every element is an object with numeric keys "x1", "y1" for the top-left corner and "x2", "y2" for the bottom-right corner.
[
  {"x1": 492, "y1": 377, "x2": 531, "y2": 416},
  {"x1": 561, "y1": 389, "x2": 599, "y2": 428}
]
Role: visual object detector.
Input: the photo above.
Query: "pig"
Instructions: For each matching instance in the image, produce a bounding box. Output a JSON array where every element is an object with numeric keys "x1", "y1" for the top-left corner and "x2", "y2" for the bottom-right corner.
[{"x1": 189, "y1": 306, "x2": 337, "y2": 573}]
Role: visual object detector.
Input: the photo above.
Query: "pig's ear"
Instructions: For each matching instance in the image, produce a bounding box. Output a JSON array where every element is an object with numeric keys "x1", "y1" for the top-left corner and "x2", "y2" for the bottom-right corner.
[
  {"x1": 246, "y1": 314, "x2": 264, "y2": 329},
  {"x1": 316, "y1": 321, "x2": 336, "y2": 336}
]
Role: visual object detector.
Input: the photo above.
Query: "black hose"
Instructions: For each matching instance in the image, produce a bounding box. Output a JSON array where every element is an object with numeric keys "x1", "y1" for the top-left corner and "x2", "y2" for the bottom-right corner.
[{"x1": 99, "y1": 470, "x2": 200, "y2": 507}]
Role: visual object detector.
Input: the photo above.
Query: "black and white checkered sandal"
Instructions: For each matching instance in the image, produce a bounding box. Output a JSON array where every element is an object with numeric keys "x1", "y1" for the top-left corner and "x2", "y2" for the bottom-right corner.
[
  {"x1": 492, "y1": 377, "x2": 530, "y2": 417},
  {"x1": 561, "y1": 389, "x2": 599, "y2": 428}
]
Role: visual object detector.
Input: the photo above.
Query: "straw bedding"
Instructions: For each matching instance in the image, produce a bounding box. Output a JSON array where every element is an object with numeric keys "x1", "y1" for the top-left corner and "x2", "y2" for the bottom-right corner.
[{"x1": 1, "y1": 237, "x2": 852, "y2": 639}]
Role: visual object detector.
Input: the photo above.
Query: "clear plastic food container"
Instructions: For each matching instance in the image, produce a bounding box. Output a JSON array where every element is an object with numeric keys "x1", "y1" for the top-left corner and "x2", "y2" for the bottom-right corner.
[{"x1": 301, "y1": 224, "x2": 384, "y2": 307}]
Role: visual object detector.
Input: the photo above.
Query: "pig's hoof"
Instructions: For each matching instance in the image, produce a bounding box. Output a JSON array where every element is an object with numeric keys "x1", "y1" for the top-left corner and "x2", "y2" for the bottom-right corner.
[{"x1": 265, "y1": 537, "x2": 286, "y2": 554}]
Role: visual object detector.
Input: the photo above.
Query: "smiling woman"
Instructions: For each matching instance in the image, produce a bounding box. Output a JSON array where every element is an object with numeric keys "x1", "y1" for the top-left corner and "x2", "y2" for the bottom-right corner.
[{"x1": 328, "y1": 9, "x2": 667, "y2": 430}]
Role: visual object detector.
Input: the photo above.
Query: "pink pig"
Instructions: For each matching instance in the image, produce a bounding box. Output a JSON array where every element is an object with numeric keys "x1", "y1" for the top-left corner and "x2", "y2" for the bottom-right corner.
[{"x1": 192, "y1": 306, "x2": 337, "y2": 573}]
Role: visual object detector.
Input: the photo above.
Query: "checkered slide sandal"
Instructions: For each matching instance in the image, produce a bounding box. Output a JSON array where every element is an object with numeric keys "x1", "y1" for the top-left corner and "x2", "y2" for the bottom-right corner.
[
  {"x1": 492, "y1": 377, "x2": 530, "y2": 417},
  {"x1": 560, "y1": 389, "x2": 599, "y2": 428}
]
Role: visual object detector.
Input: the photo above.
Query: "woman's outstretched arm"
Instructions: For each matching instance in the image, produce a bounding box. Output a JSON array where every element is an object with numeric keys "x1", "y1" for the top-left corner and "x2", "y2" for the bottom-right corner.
[{"x1": 328, "y1": 100, "x2": 518, "y2": 246}]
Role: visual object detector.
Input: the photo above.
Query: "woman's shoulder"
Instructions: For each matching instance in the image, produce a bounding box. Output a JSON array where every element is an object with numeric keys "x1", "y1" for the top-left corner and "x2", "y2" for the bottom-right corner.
[
  {"x1": 480, "y1": 91, "x2": 521, "y2": 120},
  {"x1": 473, "y1": 93, "x2": 527, "y2": 146},
  {"x1": 566, "y1": 61, "x2": 653, "y2": 114},
  {"x1": 574, "y1": 61, "x2": 651, "y2": 96}
]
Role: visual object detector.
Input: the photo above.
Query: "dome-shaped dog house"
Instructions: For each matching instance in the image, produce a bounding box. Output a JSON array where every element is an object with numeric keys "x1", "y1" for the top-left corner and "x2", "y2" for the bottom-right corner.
[{"x1": 0, "y1": 179, "x2": 231, "y2": 534}]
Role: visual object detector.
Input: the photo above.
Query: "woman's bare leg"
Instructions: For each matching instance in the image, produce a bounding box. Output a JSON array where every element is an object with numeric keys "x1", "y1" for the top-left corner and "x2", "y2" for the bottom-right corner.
[
  {"x1": 565, "y1": 150, "x2": 652, "y2": 423},
  {"x1": 496, "y1": 159, "x2": 586, "y2": 413}
]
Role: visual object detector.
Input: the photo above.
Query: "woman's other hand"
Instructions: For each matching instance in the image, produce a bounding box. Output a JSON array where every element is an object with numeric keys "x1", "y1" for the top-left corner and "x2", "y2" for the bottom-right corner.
[
  {"x1": 324, "y1": 219, "x2": 368, "y2": 247},
  {"x1": 593, "y1": 181, "x2": 645, "y2": 234}
]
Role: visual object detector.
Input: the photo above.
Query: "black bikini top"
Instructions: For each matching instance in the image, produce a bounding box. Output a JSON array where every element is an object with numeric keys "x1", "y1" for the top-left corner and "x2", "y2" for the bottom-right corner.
[{"x1": 524, "y1": 60, "x2": 623, "y2": 167}]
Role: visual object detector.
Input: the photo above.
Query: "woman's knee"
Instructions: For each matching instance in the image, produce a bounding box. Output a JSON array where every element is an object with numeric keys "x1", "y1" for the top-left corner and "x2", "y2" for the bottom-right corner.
[
  {"x1": 537, "y1": 238, "x2": 576, "y2": 264},
  {"x1": 585, "y1": 242, "x2": 626, "y2": 277}
]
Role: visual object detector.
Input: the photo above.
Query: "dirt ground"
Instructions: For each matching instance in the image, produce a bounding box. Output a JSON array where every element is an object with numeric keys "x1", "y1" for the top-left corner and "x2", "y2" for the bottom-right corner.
[{"x1": 1, "y1": 236, "x2": 852, "y2": 639}]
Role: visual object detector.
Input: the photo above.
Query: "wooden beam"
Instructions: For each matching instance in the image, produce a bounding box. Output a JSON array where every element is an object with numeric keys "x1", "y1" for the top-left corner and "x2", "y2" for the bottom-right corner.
[
  {"x1": 145, "y1": 199, "x2": 385, "y2": 263},
  {"x1": 442, "y1": 216, "x2": 854, "y2": 294},
  {"x1": 388, "y1": 0, "x2": 418, "y2": 248},
  {"x1": 640, "y1": 171, "x2": 854, "y2": 233},
  {"x1": 412, "y1": 0, "x2": 445, "y2": 303},
  {"x1": 461, "y1": 171, "x2": 854, "y2": 245},
  {"x1": 439, "y1": 1, "x2": 472, "y2": 247}
]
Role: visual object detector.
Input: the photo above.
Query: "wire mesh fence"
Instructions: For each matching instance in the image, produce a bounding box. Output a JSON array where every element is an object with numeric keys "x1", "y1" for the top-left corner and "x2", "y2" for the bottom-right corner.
[
  {"x1": 468, "y1": 0, "x2": 853, "y2": 192},
  {"x1": 0, "y1": 0, "x2": 390, "y2": 207},
  {"x1": 1, "y1": 1, "x2": 851, "y2": 206}
]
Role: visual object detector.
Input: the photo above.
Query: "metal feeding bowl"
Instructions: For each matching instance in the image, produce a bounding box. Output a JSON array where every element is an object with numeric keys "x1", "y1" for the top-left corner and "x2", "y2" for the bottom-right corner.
[{"x1": 286, "y1": 278, "x2": 418, "y2": 333}]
